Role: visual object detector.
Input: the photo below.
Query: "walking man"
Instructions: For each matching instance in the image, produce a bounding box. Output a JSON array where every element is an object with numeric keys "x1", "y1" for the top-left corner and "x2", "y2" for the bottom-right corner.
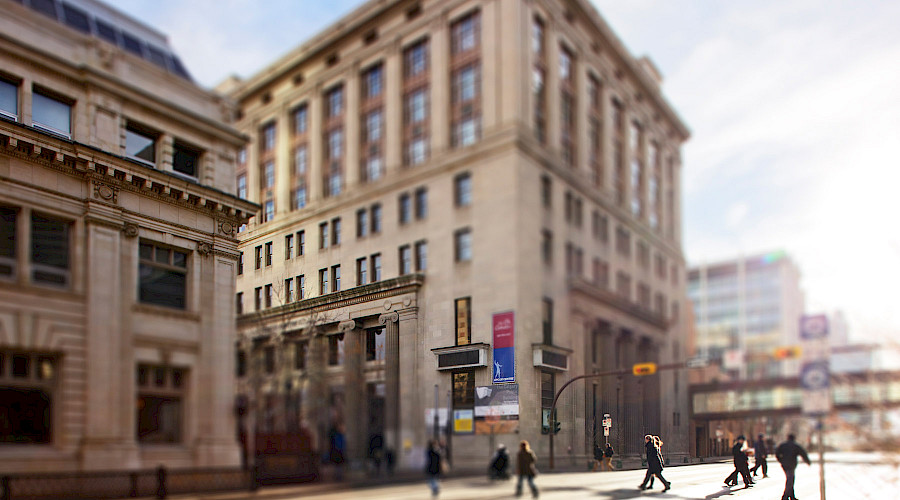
[
  {"x1": 603, "y1": 443, "x2": 615, "y2": 471},
  {"x1": 515, "y1": 440, "x2": 539, "y2": 498},
  {"x1": 424, "y1": 439, "x2": 443, "y2": 498},
  {"x1": 775, "y1": 434, "x2": 811, "y2": 500},
  {"x1": 638, "y1": 435, "x2": 670, "y2": 492},
  {"x1": 591, "y1": 442, "x2": 603, "y2": 471},
  {"x1": 724, "y1": 435, "x2": 753, "y2": 487},
  {"x1": 750, "y1": 433, "x2": 768, "y2": 478}
]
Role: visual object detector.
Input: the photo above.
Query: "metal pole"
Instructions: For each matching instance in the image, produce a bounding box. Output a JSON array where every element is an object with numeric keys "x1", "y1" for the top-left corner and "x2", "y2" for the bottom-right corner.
[
  {"x1": 433, "y1": 384, "x2": 439, "y2": 441},
  {"x1": 446, "y1": 389, "x2": 453, "y2": 465},
  {"x1": 818, "y1": 417, "x2": 826, "y2": 500}
]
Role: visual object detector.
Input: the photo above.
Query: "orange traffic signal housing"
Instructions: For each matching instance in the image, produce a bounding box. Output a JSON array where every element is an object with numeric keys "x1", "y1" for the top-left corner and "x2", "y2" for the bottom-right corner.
[
  {"x1": 632, "y1": 362, "x2": 657, "y2": 376},
  {"x1": 773, "y1": 346, "x2": 802, "y2": 359}
]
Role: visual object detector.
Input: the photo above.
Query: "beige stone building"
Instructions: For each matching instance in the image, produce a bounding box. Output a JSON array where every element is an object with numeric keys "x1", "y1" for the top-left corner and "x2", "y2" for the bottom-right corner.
[
  {"x1": 232, "y1": 0, "x2": 690, "y2": 469},
  {"x1": 0, "y1": 0, "x2": 254, "y2": 472}
]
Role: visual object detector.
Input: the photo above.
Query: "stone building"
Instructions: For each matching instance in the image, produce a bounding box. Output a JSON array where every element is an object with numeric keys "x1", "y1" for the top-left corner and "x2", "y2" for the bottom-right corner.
[
  {"x1": 0, "y1": 0, "x2": 254, "y2": 472},
  {"x1": 232, "y1": 0, "x2": 690, "y2": 469}
]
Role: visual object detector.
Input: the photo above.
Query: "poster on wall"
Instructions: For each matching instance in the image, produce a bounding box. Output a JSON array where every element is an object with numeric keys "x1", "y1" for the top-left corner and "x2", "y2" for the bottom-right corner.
[
  {"x1": 453, "y1": 409, "x2": 474, "y2": 434},
  {"x1": 492, "y1": 311, "x2": 515, "y2": 384},
  {"x1": 474, "y1": 384, "x2": 519, "y2": 434}
]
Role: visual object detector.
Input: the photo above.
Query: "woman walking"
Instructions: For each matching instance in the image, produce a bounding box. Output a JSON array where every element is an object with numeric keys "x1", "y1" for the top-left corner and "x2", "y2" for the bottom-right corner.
[
  {"x1": 424, "y1": 439, "x2": 442, "y2": 498},
  {"x1": 515, "y1": 440, "x2": 539, "y2": 498},
  {"x1": 638, "y1": 435, "x2": 671, "y2": 492}
]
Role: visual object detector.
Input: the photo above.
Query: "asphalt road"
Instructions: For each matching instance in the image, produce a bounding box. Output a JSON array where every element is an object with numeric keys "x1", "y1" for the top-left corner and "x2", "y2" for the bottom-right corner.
[{"x1": 170, "y1": 452, "x2": 899, "y2": 500}]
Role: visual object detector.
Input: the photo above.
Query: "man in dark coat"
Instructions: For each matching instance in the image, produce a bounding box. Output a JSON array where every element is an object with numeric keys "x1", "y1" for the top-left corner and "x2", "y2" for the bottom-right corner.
[
  {"x1": 591, "y1": 443, "x2": 603, "y2": 471},
  {"x1": 638, "y1": 435, "x2": 670, "y2": 491},
  {"x1": 424, "y1": 439, "x2": 442, "y2": 498},
  {"x1": 750, "y1": 433, "x2": 768, "y2": 478},
  {"x1": 775, "y1": 434, "x2": 811, "y2": 500},
  {"x1": 724, "y1": 435, "x2": 753, "y2": 487}
]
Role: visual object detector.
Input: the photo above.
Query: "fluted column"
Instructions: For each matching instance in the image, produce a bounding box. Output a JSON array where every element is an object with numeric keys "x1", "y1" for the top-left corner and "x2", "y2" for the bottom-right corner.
[
  {"x1": 621, "y1": 331, "x2": 643, "y2": 457},
  {"x1": 379, "y1": 311, "x2": 400, "y2": 454},
  {"x1": 340, "y1": 319, "x2": 365, "y2": 467}
]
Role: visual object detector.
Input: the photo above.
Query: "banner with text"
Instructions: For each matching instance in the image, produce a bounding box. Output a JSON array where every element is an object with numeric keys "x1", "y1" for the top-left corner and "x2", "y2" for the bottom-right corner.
[{"x1": 492, "y1": 311, "x2": 515, "y2": 384}]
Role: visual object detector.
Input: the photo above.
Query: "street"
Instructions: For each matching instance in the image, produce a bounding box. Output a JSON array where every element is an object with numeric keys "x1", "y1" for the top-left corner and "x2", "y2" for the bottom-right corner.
[{"x1": 175, "y1": 452, "x2": 899, "y2": 500}]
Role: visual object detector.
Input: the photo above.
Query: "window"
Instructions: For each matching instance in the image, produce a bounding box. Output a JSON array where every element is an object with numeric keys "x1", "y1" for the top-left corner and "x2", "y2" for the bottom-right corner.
[
  {"x1": 254, "y1": 287, "x2": 262, "y2": 310},
  {"x1": 332, "y1": 218, "x2": 342, "y2": 246},
  {"x1": 237, "y1": 174, "x2": 247, "y2": 199},
  {"x1": 399, "y1": 245, "x2": 412, "y2": 274},
  {"x1": 455, "y1": 173, "x2": 472, "y2": 207},
  {"x1": 0, "y1": 350, "x2": 57, "y2": 444},
  {"x1": 293, "y1": 187, "x2": 308, "y2": 211},
  {"x1": 285, "y1": 234, "x2": 294, "y2": 259},
  {"x1": 654, "y1": 293, "x2": 666, "y2": 316},
  {"x1": 451, "y1": 12, "x2": 481, "y2": 149},
  {"x1": 363, "y1": 64, "x2": 383, "y2": 99},
  {"x1": 532, "y1": 18, "x2": 546, "y2": 143},
  {"x1": 332, "y1": 265, "x2": 341, "y2": 292},
  {"x1": 264, "y1": 242, "x2": 272, "y2": 266},
  {"x1": 263, "y1": 200, "x2": 274, "y2": 223},
  {"x1": 559, "y1": 46, "x2": 576, "y2": 167},
  {"x1": 451, "y1": 12, "x2": 479, "y2": 55},
  {"x1": 328, "y1": 334, "x2": 345, "y2": 366},
  {"x1": 254, "y1": 246, "x2": 262, "y2": 269},
  {"x1": 294, "y1": 146, "x2": 308, "y2": 176},
  {"x1": 327, "y1": 86, "x2": 344, "y2": 118},
  {"x1": 616, "y1": 272, "x2": 631, "y2": 300},
  {"x1": 542, "y1": 298, "x2": 553, "y2": 345},
  {"x1": 356, "y1": 257, "x2": 368, "y2": 285},
  {"x1": 404, "y1": 89, "x2": 429, "y2": 166},
  {"x1": 593, "y1": 259, "x2": 609, "y2": 288},
  {"x1": 297, "y1": 275, "x2": 306, "y2": 300},
  {"x1": 264, "y1": 284, "x2": 273, "y2": 308},
  {"x1": 136, "y1": 364, "x2": 185, "y2": 443},
  {"x1": 29, "y1": 213, "x2": 70, "y2": 287},
  {"x1": 172, "y1": 141, "x2": 200, "y2": 177},
  {"x1": 399, "y1": 193, "x2": 412, "y2": 225},
  {"x1": 356, "y1": 209, "x2": 368, "y2": 238},
  {"x1": 261, "y1": 122, "x2": 276, "y2": 153},
  {"x1": 638, "y1": 283, "x2": 650, "y2": 309},
  {"x1": 541, "y1": 229, "x2": 552, "y2": 266},
  {"x1": 125, "y1": 124, "x2": 157, "y2": 164},
  {"x1": 371, "y1": 204, "x2": 382, "y2": 234},
  {"x1": 540, "y1": 175, "x2": 551, "y2": 209},
  {"x1": 319, "y1": 222, "x2": 328, "y2": 249},
  {"x1": 319, "y1": 268, "x2": 329, "y2": 295},
  {"x1": 455, "y1": 297, "x2": 471, "y2": 345},
  {"x1": 454, "y1": 228, "x2": 472, "y2": 262},
  {"x1": 237, "y1": 252, "x2": 243, "y2": 275},
  {"x1": 593, "y1": 212, "x2": 608, "y2": 242},
  {"x1": 32, "y1": 89, "x2": 71, "y2": 137},
  {"x1": 405, "y1": 39, "x2": 428, "y2": 78},
  {"x1": 371, "y1": 253, "x2": 382, "y2": 281},
  {"x1": 573, "y1": 198, "x2": 583, "y2": 227},
  {"x1": 294, "y1": 341, "x2": 307, "y2": 370},
  {"x1": 285, "y1": 278, "x2": 294, "y2": 302},
  {"x1": 616, "y1": 226, "x2": 631, "y2": 256},
  {"x1": 0, "y1": 78, "x2": 18, "y2": 120},
  {"x1": 236, "y1": 350, "x2": 246, "y2": 377},
  {"x1": 264, "y1": 346, "x2": 275, "y2": 374},
  {"x1": 366, "y1": 328, "x2": 385, "y2": 361},
  {"x1": 415, "y1": 240, "x2": 427, "y2": 271},
  {"x1": 236, "y1": 292, "x2": 243, "y2": 314},
  {"x1": 540, "y1": 370, "x2": 554, "y2": 409},
  {"x1": 415, "y1": 187, "x2": 428, "y2": 220},
  {"x1": 452, "y1": 369, "x2": 475, "y2": 415},
  {"x1": 138, "y1": 242, "x2": 188, "y2": 309},
  {"x1": 364, "y1": 109, "x2": 383, "y2": 144},
  {"x1": 293, "y1": 104, "x2": 308, "y2": 135},
  {"x1": 298, "y1": 231, "x2": 305, "y2": 255}
]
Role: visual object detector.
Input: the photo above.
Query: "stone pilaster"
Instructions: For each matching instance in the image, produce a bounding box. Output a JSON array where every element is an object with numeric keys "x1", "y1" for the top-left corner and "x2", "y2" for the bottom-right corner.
[
  {"x1": 339, "y1": 319, "x2": 366, "y2": 469},
  {"x1": 379, "y1": 311, "x2": 401, "y2": 454}
]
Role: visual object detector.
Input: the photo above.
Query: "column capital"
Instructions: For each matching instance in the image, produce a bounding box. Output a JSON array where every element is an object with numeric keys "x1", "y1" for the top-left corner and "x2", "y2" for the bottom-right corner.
[
  {"x1": 339, "y1": 319, "x2": 357, "y2": 332},
  {"x1": 397, "y1": 307, "x2": 418, "y2": 321},
  {"x1": 379, "y1": 311, "x2": 399, "y2": 325}
]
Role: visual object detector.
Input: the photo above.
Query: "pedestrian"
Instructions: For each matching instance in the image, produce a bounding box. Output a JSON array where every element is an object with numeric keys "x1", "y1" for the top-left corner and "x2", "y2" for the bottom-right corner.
[
  {"x1": 775, "y1": 434, "x2": 811, "y2": 500},
  {"x1": 591, "y1": 442, "x2": 603, "y2": 471},
  {"x1": 424, "y1": 439, "x2": 443, "y2": 498},
  {"x1": 723, "y1": 435, "x2": 753, "y2": 488},
  {"x1": 638, "y1": 435, "x2": 671, "y2": 491},
  {"x1": 603, "y1": 442, "x2": 615, "y2": 471},
  {"x1": 750, "y1": 433, "x2": 768, "y2": 478},
  {"x1": 489, "y1": 443, "x2": 510, "y2": 480},
  {"x1": 328, "y1": 424, "x2": 345, "y2": 481},
  {"x1": 515, "y1": 440, "x2": 539, "y2": 498}
]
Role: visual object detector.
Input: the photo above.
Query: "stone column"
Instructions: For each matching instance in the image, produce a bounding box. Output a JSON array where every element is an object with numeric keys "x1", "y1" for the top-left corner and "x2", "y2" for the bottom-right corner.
[
  {"x1": 345, "y1": 66, "x2": 361, "y2": 189},
  {"x1": 545, "y1": 28, "x2": 561, "y2": 158},
  {"x1": 379, "y1": 311, "x2": 401, "y2": 456},
  {"x1": 429, "y1": 14, "x2": 449, "y2": 156},
  {"x1": 339, "y1": 319, "x2": 365, "y2": 470},
  {"x1": 621, "y1": 331, "x2": 643, "y2": 457},
  {"x1": 384, "y1": 39, "x2": 402, "y2": 174},
  {"x1": 276, "y1": 105, "x2": 291, "y2": 215},
  {"x1": 308, "y1": 84, "x2": 324, "y2": 203}
]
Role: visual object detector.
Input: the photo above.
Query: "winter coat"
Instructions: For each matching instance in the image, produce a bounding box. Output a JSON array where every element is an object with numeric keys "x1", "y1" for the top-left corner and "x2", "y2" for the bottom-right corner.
[
  {"x1": 604, "y1": 444, "x2": 615, "y2": 458},
  {"x1": 425, "y1": 447, "x2": 442, "y2": 476},
  {"x1": 732, "y1": 442, "x2": 748, "y2": 466},
  {"x1": 754, "y1": 439, "x2": 767, "y2": 458},
  {"x1": 516, "y1": 449, "x2": 538, "y2": 477},
  {"x1": 645, "y1": 440, "x2": 663, "y2": 474},
  {"x1": 775, "y1": 440, "x2": 810, "y2": 470},
  {"x1": 593, "y1": 445, "x2": 603, "y2": 460}
]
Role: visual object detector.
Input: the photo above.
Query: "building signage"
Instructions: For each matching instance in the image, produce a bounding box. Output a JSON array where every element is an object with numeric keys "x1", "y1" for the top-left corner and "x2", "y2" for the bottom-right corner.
[
  {"x1": 474, "y1": 384, "x2": 520, "y2": 435},
  {"x1": 456, "y1": 298, "x2": 471, "y2": 345},
  {"x1": 800, "y1": 314, "x2": 831, "y2": 416},
  {"x1": 453, "y1": 409, "x2": 474, "y2": 434},
  {"x1": 492, "y1": 311, "x2": 515, "y2": 384}
]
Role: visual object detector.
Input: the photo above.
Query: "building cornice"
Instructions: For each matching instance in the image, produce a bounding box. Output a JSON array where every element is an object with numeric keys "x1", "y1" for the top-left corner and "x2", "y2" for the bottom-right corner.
[{"x1": 569, "y1": 277, "x2": 669, "y2": 330}]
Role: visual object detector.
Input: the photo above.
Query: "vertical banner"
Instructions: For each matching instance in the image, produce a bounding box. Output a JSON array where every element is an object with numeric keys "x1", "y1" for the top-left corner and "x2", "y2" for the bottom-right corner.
[
  {"x1": 492, "y1": 311, "x2": 515, "y2": 384},
  {"x1": 800, "y1": 314, "x2": 831, "y2": 416},
  {"x1": 456, "y1": 298, "x2": 471, "y2": 345}
]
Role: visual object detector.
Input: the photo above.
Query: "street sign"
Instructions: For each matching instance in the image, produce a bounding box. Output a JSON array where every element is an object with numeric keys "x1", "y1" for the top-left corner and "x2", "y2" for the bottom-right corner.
[
  {"x1": 723, "y1": 349, "x2": 744, "y2": 371},
  {"x1": 800, "y1": 314, "x2": 829, "y2": 340},
  {"x1": 632, "y1": 362, "x2": 657, "y2": 376},
  {"x1": 686, "y1": 356, "x2": 709, "y2": 368},
  {"x1": 604, "y1": 428, "x2": 609, "y2": 436},
  {"x1": 801, "y1": 361, "x2": 830, "y2": 390}
]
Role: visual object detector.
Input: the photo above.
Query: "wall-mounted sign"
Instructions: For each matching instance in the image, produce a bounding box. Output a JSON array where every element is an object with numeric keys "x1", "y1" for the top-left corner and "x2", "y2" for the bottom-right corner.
[
  {"x1": 453, "y1": 409, "x2": 474, "y2": 434},
  {"x1": 456, "y1": 298, "x2": 471, "y2": 345},
  {"x1": 492, "y1": 311, "x2": 515, "y2": 384}
]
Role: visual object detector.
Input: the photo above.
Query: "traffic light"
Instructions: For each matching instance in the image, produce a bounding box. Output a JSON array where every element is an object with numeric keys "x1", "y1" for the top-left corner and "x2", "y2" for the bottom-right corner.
[
  {"x1": 774, "y1": 346, "x2": 802, "y2": 360},
  {"x1": 554, "y1": 421, "x2": 561, "y2": 434},
  {"x1": 542, "y1": 425, "x2": 550, "y2": 434},
  {"x1": 632, "y1": 362, "x2": 657, "y2": 376}
]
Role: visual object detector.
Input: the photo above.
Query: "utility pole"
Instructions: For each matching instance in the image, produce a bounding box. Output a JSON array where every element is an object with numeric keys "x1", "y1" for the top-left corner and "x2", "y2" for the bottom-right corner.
[{"x1": 818, "y1": 417, "x2": 826, "y2": 500}]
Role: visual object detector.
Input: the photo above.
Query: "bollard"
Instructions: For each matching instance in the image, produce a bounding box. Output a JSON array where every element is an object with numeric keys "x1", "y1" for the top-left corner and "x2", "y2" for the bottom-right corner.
[
  {"x1": 1, "y1": 476, "x2": 10, "y2": 500},
  {"x1": 129, "y1": 472, "x2": 138, "y2": 498},
  {"x1": 156, "y1": 466, "x2": 167, "y2": 500}
]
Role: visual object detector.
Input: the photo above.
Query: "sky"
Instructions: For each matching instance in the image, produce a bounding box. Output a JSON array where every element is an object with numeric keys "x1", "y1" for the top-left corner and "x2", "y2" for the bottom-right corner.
[{"x1": 115, "y1": 0, "x2": 900, "y2": 344}]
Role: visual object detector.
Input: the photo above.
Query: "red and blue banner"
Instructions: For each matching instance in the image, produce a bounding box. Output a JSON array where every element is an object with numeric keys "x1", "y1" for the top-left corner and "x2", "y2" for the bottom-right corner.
[{"x1": 492, "y1": 311, "x2": 515, "y2": 384}]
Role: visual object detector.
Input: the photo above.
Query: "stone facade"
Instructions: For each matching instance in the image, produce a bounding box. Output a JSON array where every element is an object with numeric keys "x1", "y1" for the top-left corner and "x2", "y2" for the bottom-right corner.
[
  {"x1": 233, "y1": 0, "x2": 691, "y2": 470},
  {"x1": 0, "y1": 0, "x2": 255, "y2": 472}
]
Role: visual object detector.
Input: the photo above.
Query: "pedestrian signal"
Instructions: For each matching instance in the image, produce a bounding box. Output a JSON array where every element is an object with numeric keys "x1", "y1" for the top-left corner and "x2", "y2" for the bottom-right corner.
[
  {"x1": 774, "y1": 346, "x2": 801, "y2": 360},
  {"x1": 632, "y1": 362, "x2": 657, "y2": 376}
]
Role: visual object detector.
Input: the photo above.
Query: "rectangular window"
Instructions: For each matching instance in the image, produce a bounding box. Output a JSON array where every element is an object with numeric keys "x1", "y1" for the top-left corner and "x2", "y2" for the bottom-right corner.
[
  {"x1": 0, "y1": 78, "x2": 18, "y2": 120},
  {"x1": 254, "y1": 287, "x2": 262, "y2": 310},
  {"x1": 356, "y1": 257, "x2": 368, "y2": 285},
  {"x1": 455, "y1": 172, "x2": 472, "y2": 207},
  {"x1": 415, "y1": 187, "x2": 428, "y2": 220},
  {"x1": 255, "y1": 246, "x2": 262, "y2": 269},
  {"x1": 363, "y1": 64, "x2": 383, "y2": 99},
  {"x1": 638, "y1": 283, "x2": 650, "y2": 309},
  {"x1": 125, "y1": 123, "x2": 157, "y2": 164},
  {"x1": 0, "y1": 350, "x2": 56, "y2": 443},
  {"x1": 366, "y1": 328, "x2": 385, "y2": 362},
  {"x1": 356, "y1": 209, "x2": 368, "y2": 238},
  {"x1": 371, "y1": 203, "x2": 382, "y2": 234},
  {"x1": 332, "y1": 265, "x2": 341, "y2": 292},
  {"x1": 542, "y1": 298, "x2": 553, "y2": 345},
  {"x1": 452, "y1": 369, "x2": 475, "y2": 412},
  {"x1": 455, "y1": 297, "x2": 471, "y2": 345},
  {"x1": 136, "y1": 364, "x2": 184, "y2": 444},
  {"x1": 298, "y1": 231, "x2": 305, "y2": 255},
  {"x1": 405, "y1": 39, "x2": 429, "y2": 78},
  {"x1": 332, "y1": 218, "x2": 342, "y2": 246},
  {"x1": 264, "y1": 346, "x2": 275, "y2": 374},
  {"x1": 319, "y1": 222, "x2": 328, "y2": 249},
  {"x1": 403, "y1": 39, "x2": 430, "y2": 167},
  {"x1": 236, "y1": 350, "x2": 246, "y2": 377},
  {"x1": 415, "y1": 240, "x2": 427, "y2": 271},
  {"x1": 237, "y1": 174, "x2": 247, "y2": 199},
  {"x1": 450, "y1": 12, "x2": 481, "y2": 149},
  {"x1": 328, "y1": 334, "x2": 345, "y2": 366},
  {"x1": 541, "y1": 229, "x2": 552, "y2": 266},
  {"x1": 616, "y1": 226, "x2": 631, "y2": 256},
  {"x1": 616, "y1": 272, "x2": 631, "y2": 300},
  {"x1": 31, "y1": 213, "x2": 70, "y2": 287},
  {"x1": 264, "y1": 242, "x2": 272, "y2": 266},
  {"x1": 237, "y1": 252, "x2": 243, "y2": 275},
  {"x1": 326, "y1": 85, "x2": 344, "y2": 119},
  {"x1": 294, "y1": 341, "x2": 307, "y2": 370},
  {"x1": 540, "y1": 371, "x2": 554, "y2": 409},
  {"x1": 263, "y1": 200, "x2": 274, "y2": 223},
  {"x1": 261, "y1": 122, "x2": 276, "y2": 153},
  {"x1": 285, "y1": 234, "x2": 294, "y2": 259},
  {"x1": 297, "y1": 275, "x2": 305, "y2": 300},
  {"x1": 399, "y1": 193, "x2": 411, "y2": 225},
  {"x1": 172, "y1": 141, "x2": 200, "y2": 178},
  {"x1": 540, "y1": 175, "x2": 551, "y2": 209},
  {"x1": 138, "y1": 242, "x2": 187, "y2": 309},
  {"x1": 532, "y1": 17, "x2": 546, "y2": 143},
  {"x1": 285, "y1": 278, "x2": 294, "y2": 302},
  {"x1": 399, "y1": 245, "x2": 412, "y2": 275},
  {"x1": 593, "y1": 258, "x2": 609, "y2": 288},
  {"x1": 451, "y1": 11, "x2": 479, "y2": 55},
  {"x1": 264, "y1": 284, "x2": 273, "y2": 308},
  {"x1": 371, "y1": 253, "x2": 382, "y2": 281},
  {"x1": 32, "y1": 89, "x2": 71, "y2": 137},
  {"x1": 293, "y1": 104, "x2": 308, "y2": 135},
  {"x1": 319, "y1": 268, "x2": 329, "y2": 295},
  {"x1": 454, "y1": 228, "x2": 472, "y2": 262}
]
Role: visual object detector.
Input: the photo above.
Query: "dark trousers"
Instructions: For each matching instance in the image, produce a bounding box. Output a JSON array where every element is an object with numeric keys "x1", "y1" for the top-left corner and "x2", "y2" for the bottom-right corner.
[
  {"x1": 751, "y1": 456, "x2": 768, "y2": 476},
  {"x1": 641, "y1": 469, "x2": 669, "y2": 488},
  {"x1": 782, "y1": 466, "x2": 796, "y2": 500},
  {"x1": 725, "y1": 464, "x2": 752, "y2": 486}
]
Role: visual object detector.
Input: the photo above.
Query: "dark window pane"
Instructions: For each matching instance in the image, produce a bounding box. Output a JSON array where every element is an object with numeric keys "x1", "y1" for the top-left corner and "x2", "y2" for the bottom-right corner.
[
  {"x1": 154, "y1": 247, "x2": 169, "y2": 264},
  {"x1": 139, "y1": 264, "x2": 186, "y2": 309},
  {"x1": 1, "y1": 207, "x2": 16, "y2": 260},
  {"x1": 139, "y1": 243, "x2": 153, "y2": 260},
  {"x1": 12, "y1": 355, "x2": 29, "y2": 377},
  {"x1": 126, "y1": 127, "x2": 156, "y2": 163},
  {"x1": 172, "y1": 251, "x2": 187, "y2": 268},
  {"x1": 30, "y1": 214, "x2": 69, "y2": 281},
  {"x1": 62, "y1": 3, "x2": 90, "y2": 34},
  {"x1": 137, "y1": 365, "x2": 148, "y2": 386},
  {"x1": 137, "y1": 396, "x2": 181, "y2": 443},
  {"x1": 154, "y1": 367, "x2": 166, "y2": 387},
  {"x1": 94, "y1": 19, "x2": 118, "y2": 44},
  {"x1": 171, "y1": 369, "x2": 184, "y2": 388},
  {"x1": 173, "y1": 143, "x2": 199, "y2": 177},
  {"x1": 121, "y1": 32, "x2": 144, "y2": 57},
  {"x1": 29, "y1": 0, "x2": 58, "y2": 20},
  {"x1": 168, "y1": 55, "x2": 192, "y2": 81},
  {"x1": 0, "y1": 388, "x2": 52, "y2": 444},
  {"x1": 146, "y1": 45, "x2": 169, "y2": 69}
]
